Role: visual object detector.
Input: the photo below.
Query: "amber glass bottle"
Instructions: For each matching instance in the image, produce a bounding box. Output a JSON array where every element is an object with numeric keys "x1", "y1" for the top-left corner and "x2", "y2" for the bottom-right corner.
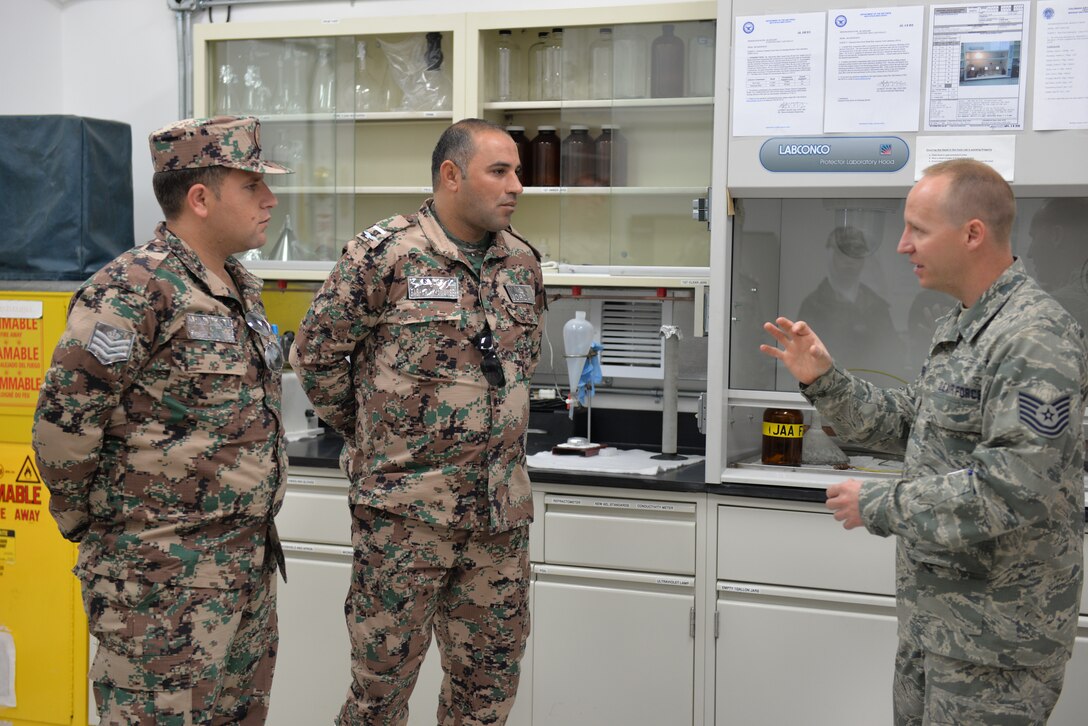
[
  {"x1": 506, "y1": 125, "x2": 532, "y2": 187},
  {"x1": 530, "y1": 126, "x2": 560, "y2": 187},
  {"x1": 761, "y1": 408, "x2": 804, "y2": 466}
]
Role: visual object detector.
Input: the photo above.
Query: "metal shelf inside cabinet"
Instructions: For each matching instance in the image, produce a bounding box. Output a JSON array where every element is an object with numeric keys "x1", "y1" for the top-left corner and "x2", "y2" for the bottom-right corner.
[
  {"x1": 245, "y1": 261, "x2": 335, "y2": 281},
  {"x1": 259, "y1": 111, "x2": 455, "y2": 123},
  {"x1": 522, "y1": 186, "x2": 706, "y2": 196},
  {"x1": 268, "y1": 185, "x2": 434, "y2": 195},
  {"x1": 482, "y1": 97, "x2": 713, "y2": 111},
  {"x1": 265, "y1": 186, "x2": 704, "y2": 196}
]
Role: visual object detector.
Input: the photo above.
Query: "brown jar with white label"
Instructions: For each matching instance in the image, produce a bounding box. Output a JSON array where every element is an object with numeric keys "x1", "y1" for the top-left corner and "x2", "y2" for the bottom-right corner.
[{"x1": 761, "y1": 408, "x2": 804, "y2": 466}]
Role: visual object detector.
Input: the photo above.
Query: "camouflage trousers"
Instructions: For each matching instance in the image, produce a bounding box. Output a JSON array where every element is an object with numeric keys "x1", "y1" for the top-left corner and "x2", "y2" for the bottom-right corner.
[
  {"x1": 893, "y1": 640, "x2": 1066, "y2": 725},
  {"x1": 82, "y1": 570, "x2": 278, "y2": 726},
  {"x1": 338, "y1": 505, "x2": 530, "y2": 726}
]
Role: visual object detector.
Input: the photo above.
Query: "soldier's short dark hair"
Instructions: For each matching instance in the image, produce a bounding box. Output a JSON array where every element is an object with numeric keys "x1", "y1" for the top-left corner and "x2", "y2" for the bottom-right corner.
[
  {"x1": 431, "y1": 118, "x2": 508, "y2": 187},
  {"x1": 152, "y1": 166, "x2": 230, "y2": 220}
]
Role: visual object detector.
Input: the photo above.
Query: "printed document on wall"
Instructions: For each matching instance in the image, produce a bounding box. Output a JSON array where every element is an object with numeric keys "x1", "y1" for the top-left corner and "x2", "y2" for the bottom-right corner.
[
  {"x1": 1033, "y1": 2, "x2": 1088, "y2": 129},
  {"x1": 825, "y1": 6, "x2": 925, "y2": 132},
  {"x1": 732, "y1": 13, "x2": 826, "y2": 137},
  {"x1": 924, "y1": 3, "x2": 1030, "y2": 131}
]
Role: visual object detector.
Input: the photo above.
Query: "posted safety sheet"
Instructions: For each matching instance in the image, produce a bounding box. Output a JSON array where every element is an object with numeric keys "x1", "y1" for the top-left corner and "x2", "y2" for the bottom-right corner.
[
  {"x1": 924, "y1": 3, "x2": 1030, "y2": 131},
  {"x1": 1032, "y1": 1, "x2": 1088, "y2": 130},
  {"x1": 732, "y1": 12, "x2": 826, "y2": 137},
  {"x1": 824, "y1": 6, "x2": 925, "y2": 132}
]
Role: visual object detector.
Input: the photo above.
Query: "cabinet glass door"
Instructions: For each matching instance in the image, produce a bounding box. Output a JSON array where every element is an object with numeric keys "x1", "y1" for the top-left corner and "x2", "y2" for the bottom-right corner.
[
  {"x1": 476, "y1": 13, "x2": 715, "y2": 270},
  {"x1": 203, "y1": 30, "x2": 457, "y2": 265}
]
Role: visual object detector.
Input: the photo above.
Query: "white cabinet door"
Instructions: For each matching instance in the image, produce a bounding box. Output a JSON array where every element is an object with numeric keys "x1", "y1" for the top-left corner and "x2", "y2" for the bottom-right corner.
[
  {"x1": 269, "y1": 543, "x2": 443, "y2": 726},
  {"x1": 716, "y1": 582, "x2": 897, "y2": 726},
  {"x1": 532, "y1": 564, "x2": 696, "y2": 726},
  {"x1": 268, "y1": 544, "x2": 353, "y2": 726}
]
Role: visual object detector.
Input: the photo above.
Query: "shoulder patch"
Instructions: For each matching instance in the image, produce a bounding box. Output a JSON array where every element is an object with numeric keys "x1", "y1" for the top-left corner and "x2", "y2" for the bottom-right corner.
[
  {"x1": 357, "y1": 215, "x2": 413, "y2": 249},
  {"x1": 1018, "y1": 392, "x2": 1071, "y2": 438}
]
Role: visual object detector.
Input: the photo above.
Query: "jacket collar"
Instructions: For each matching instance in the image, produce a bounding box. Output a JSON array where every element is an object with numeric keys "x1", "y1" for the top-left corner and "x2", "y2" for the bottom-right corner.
[
  {"x1": 417, "y1": 200, "x2": 517, "y2": 262},
  {"x1": 934, "y1": 258, "x2": 1027, "y2": 345},
  {"x1": 154, "y1": 222, "x2": 263, "y2": 309}
]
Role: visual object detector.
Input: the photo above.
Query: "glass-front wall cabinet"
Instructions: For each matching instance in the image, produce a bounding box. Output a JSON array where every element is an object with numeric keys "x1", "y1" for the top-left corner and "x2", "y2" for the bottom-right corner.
[
  {"x1": 471, "y1": 6, "x2": 715, "y2": 269},
  {"x1": 192, "y1": 3, "x2": 715, "y2": 275},
  {"x1": 195, "y1": 16, "x2": 464, "y2": 270}
]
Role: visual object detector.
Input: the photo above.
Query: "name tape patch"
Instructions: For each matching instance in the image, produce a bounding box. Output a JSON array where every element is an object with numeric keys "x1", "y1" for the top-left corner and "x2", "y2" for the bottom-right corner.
[
  {"x1": 504, "y1": 284, "x2": 534, "y2": 304},
  {"x1": 186, "y1": 314, "x2": 237, "y2": 343},
  {"x1": 408, "y1": 276, "x2": 460, "y2": 300}
]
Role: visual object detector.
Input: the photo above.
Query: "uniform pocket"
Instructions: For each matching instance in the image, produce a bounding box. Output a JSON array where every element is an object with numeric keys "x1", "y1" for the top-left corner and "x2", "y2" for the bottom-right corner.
[
  {"x1": 382, "y1": 302, "x2": 466, "y2": 379},
  {"x1": 164, "y1": 339, "x2": 247, "y2": 426},
  {"x1": 929, "y1": 391, "x2": 982, "y2": 434},
  {"x1": 85, "y1": 578, "x2": 194, "y2": 689}
]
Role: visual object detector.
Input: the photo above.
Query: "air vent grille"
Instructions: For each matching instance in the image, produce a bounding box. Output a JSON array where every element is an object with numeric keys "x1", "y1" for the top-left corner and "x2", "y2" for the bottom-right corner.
[{"x1": 597, "y1": 300, "x2": 664, "y2": 375}]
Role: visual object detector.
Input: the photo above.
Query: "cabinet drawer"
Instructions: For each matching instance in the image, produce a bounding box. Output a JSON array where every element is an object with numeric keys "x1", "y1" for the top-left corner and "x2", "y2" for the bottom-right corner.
[
  {"x1": 717, "y1": 504, "x2": 895, "y2": 596},
  {"x1": 277, "y1": 476, "x2": 352, "y2": 547},
  {"x1": 542, "y1": 494, "x2": 696, "y2": 575}
]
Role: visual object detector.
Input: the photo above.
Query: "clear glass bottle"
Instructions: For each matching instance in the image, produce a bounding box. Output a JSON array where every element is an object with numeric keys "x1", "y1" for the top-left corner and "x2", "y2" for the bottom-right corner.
[
  {"x1": 506, "y1": 125, "x2": 532, "y2": 187},
  {"x1": 687, "y1": 21, "x2": 715, "y2": 97},
  {"x1": 589, "y1": 27, "x2": 614, "y2": 100},
  {"x1": 244, "y1": 64, "x2": 272, "y2": 114},
  {"x1": 594, "y1": 124, "x2": 627, "y2": 187},
  {"x1": 530, "y1": 126, "x2": 560, "y2": 187},
  {"x1": 217, "y1": 64, "x2": 240, "y2": 114},
  {"x1": 491, "y1": 29, "x2": 522, "y2": 102},
  {"x1": 542, "y1": 27, "x2": 564, "y2": 101},
  {"x1": 761, "y1": 408, "x2": 804, "y2": 467},
  {"x1": 650, "y1": 24, "x2": 685, "y2": 98},
  {"x1": 310, "y1": 38, "x2": 336, "y2": 113},
  {"x1": 354, "y1": 39, "x2": 386, "y2": 113},
  {"x1": 277, "y1": 40, "x2": 311, "y2": 114},
  {"x1": 561, "y1": 125, "x2": 595, "y2": 187},
  {"x1": 613, "y1": 32, "x2": 647, "y2": 99},
  {"x1": 528, "y1": 31, "x2": 550, "y2": 102}
]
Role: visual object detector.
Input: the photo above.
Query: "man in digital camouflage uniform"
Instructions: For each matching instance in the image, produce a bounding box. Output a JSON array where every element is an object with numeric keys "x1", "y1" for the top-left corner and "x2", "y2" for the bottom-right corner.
[
  {"x1": 762, "y1": 158, "x2": 1087, "y2": 725},
  {"x1": 33, "y1": 115, "x2": 291, "y2": 725},
  {"x1": 290, "y1": 117, "x2": 545, "y2": 725}
]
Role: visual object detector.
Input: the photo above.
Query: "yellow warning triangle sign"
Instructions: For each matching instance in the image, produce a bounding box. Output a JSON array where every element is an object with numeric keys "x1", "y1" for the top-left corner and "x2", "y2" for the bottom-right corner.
[{"x1": 17, "y1": 456, "x2": 41, "y2": 484}]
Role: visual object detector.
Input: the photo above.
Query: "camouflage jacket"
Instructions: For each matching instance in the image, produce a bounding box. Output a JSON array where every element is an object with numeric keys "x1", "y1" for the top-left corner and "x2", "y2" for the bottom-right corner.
[
  {"x1": 32, "y1": 223, "x2": 287, "y2": 588},
  {"x1": 290, "y1": 201, "x2": 545, "y2": 533},
  {"x1": 804, "y1": 260, "x2": 1087, "y2": 667}
]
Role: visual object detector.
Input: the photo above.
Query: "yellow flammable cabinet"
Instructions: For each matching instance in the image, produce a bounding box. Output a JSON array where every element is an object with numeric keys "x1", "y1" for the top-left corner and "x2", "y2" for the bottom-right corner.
[{"x1": 0, "y1": 288, "x2": 88, "y2": 726}]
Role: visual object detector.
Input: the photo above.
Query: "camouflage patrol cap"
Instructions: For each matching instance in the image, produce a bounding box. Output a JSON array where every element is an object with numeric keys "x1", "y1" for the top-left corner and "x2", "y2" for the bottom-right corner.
[{"x1": 148, "y1": 115, "x2": 292, "y2": 174}]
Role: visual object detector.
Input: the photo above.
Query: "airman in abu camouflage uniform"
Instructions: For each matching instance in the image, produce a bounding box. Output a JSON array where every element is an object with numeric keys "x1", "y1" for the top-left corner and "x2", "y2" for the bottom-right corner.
[
  {"x1": 290, "y1": 118, "x2": 544, "y2": 725},
  {"x1": 763, "y1": 159, "x2": 1087, "y2": 725},
  {"x1": 33, "y1": 115, "x2": 291, "y2": 725}
]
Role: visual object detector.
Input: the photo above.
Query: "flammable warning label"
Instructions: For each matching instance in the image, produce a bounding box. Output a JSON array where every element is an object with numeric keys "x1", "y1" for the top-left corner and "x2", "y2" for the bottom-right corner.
[
  {"x1": 0, "y1": 309, "x2": 45, "y2": 408},
  {"x1": 0, "y1": 446, "x2": 45, "y2": 526}
]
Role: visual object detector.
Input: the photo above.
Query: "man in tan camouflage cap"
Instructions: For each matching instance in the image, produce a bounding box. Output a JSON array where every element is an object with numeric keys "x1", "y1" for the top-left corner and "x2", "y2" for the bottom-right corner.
[
  {"x1": 34, "y1": 115, "x2": 291, "y2": 725},
  {"x1": 763, "y1": 158, "x2": 1088, "y2": 724},
  {"x1": 291, "y1": 118, "x2": 544, "y2": 725}
]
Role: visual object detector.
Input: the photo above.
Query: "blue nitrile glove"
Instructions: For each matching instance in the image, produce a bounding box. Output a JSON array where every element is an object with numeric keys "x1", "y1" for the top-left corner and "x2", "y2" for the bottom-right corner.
[{"x1": 578, "y1": 342, "x2": 604, "y2": 405}]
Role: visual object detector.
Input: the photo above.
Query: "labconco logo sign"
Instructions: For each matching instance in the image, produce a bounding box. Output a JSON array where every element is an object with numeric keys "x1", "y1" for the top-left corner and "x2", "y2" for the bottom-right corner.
[
  {"x1": 778, "y1": 143, "x2": 831, "y2": 155},
  {"x1": 759, "y1": 136, "x2": 909, "y2": 173}
]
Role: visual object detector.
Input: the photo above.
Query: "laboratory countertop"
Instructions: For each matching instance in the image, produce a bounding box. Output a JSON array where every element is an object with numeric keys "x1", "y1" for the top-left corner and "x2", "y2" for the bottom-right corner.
[{"x1": 286, "y1": 434, "x2": 1088, "y2": 519}]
